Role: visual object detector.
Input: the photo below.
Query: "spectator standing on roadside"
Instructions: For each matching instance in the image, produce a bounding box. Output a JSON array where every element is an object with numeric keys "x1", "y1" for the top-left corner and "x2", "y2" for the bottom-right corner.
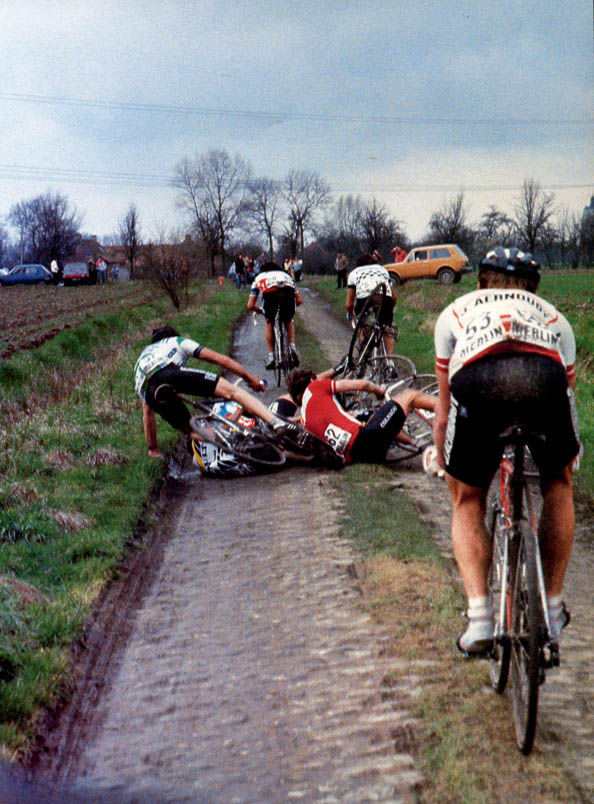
[
  {"x1": 293, "y1": 257, "x2": 303, "y2": 282},
  {"x1": 88, "y1": 258, "x2": 97, "y2": 285},
  {"x1": 284, "y1": 257, "x2": 295, "y2": 279},
  {"x1": 233, "y1": 254, "x2": 245, "y2": 289},
  {"x1": 391, "y1": 245, "x2": 407, "y2": 263},
  {"x1": 372, "y1": 249, "x2": 383, "y2": 264},
  {"x1": 334, "y1": 251, "x2": 349, "y2": 288},
  {"x1": 50, "y1": 258, "x2": 60, "y2": 286}
]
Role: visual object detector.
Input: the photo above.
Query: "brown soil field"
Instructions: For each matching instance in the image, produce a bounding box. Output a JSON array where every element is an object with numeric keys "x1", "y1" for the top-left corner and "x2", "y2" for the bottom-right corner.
[{"x1": 0, "y1": 282, "x2": 157, "y2": 359}]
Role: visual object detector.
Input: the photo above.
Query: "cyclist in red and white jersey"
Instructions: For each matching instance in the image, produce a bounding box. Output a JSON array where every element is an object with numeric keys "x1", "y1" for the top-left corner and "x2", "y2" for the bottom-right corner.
[
  {"x1": 286, "y1": 368, "x2": 435, "y2": 464},
  {"x1": 346, "y1": 254, "x2": 397, "y2": 354},
  {"x1": 246, "y1": 261, "x2": 303, "y2": 370},
  {"x1": 433, "y1": 247, "x2": 580, "y2": 654}
]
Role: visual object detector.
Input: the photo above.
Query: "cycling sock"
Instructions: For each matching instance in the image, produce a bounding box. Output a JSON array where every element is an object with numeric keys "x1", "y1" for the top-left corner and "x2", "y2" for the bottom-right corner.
[
  {"x1": 547, "y1": 595, "x2": 570, "y2": 640},
  {"x1": 290, "y1": 343, "x2": 298, "y2": 352},
  {"x1": 268, "y1": 352, "x2": 274, "y2": 361}
]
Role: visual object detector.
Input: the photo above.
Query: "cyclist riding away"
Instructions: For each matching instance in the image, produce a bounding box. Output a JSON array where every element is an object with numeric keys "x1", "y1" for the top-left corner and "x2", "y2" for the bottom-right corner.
[
  {"x1": 134, "y1": 325, "x2": 301, "y2": 458},
  {"x1": 433, "y1": 247, "x2": 580, "y2": 655},
  {"x1": 246, "y1": 261, "x2": 303, "y2": 370},
  {"x1": 346, "y1": 254, "x2": 397, "y2": 354},
  {"x1": 286, "y1": 367, "x2": 436, "y2": 464}
]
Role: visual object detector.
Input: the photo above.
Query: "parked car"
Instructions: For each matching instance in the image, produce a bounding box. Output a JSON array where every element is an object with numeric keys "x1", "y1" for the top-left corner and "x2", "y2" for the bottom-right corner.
[
  {"x1": 384, "y1": 244, "x2": 472, "y2": 285},
  {"x1": 63, "y1": 262, "x2": 90, "y2": 285},
  {"x1": 0, "y1": 264, "x2": 52, "y2": 286}
]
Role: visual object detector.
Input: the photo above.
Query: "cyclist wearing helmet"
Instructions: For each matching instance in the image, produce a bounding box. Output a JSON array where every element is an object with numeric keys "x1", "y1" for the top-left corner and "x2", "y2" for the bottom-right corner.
[
  {"x1": 346, "y1": 253, "x2": 397, "y2": 354},
  {"x1": 135, "y1": 325, "x2": 301, "y2": 458},
  {"x1": 433, "y1": 246, "x2": 580, "y2": 655},
  {"x1": 246, "y1": 261, "x2": 303, "y2": 370}
]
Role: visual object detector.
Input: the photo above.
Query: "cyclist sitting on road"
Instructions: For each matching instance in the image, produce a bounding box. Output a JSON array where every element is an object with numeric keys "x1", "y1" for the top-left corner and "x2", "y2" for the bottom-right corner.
[
  {"x1": 346, "y1": 254, "x2": 397, "y2": 354},
  {"x1": 286, "y1": 367, "x2": 436, "y2": 465},
  {"x1": 433, "y1": 246, "x2": 580, "y2": 655},
  {"x1": 246, "y1": 261, "x2": 303, "y2": 371},
  {"x1": 135, "y1": 325, "x2": 301, "y2": 458}
]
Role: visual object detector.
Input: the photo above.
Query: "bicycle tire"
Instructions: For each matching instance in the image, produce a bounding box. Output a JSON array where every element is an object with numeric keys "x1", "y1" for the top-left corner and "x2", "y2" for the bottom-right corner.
[
  {"x1": 510, "y1": 521, "x2": 541, "y2": 755},
  {"x1": 487, "y1": 495, "x2": 512, "y2": 693},
  {"x1": 348, "y1": 293, "x2": 382, "y2": 377},
  {"x1": 190, "y1": 416, "x2": 286, "y2": 468},
  {"x1": 273, "y1": 319, "x2": 284, "y2": 387},
  {"x1": 367, "y1": 354, "x2": 416, "y2": 385}
]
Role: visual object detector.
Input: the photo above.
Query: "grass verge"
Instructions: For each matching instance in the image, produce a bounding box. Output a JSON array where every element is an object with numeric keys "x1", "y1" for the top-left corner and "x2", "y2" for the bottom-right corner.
[{"x1": 0, "y1": 281, "x2": 246, "y2": 759}]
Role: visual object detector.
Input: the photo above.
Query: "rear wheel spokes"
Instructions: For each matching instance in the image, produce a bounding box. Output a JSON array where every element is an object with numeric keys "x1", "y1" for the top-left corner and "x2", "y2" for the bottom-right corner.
[{"x1": 510, "y1": 529, "x2": 541, "y2": 755}]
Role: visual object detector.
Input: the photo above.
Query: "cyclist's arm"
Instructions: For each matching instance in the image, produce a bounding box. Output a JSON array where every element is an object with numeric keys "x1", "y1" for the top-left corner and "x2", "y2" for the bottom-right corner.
[
  {"x1": 433, "y1": 371, "x2": 450, "y2": 467},
  {"x1": 197, "y1": 347, "x2": 264, "y2": 392},
  {"x1": 142, "y1": 402, "x2": 163, "y2": 459},
  {"x1": 346, "y1": 288, "x2": 356, "y2": 315},
  {"x1": 334, "y1": 377, "x2": 384, "y2": 398}
]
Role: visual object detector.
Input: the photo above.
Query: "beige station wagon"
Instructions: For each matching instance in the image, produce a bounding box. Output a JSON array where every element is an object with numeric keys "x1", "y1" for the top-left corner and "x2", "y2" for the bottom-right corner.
[{"x1": 385, "y1": 244, "x2": 471, "y2": 286}]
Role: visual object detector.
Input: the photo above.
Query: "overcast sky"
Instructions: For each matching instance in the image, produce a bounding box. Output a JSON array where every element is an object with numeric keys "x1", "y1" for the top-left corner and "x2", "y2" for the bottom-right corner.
[{"x1": 0, "y1": 0, "x2": 592, "y2": 246}]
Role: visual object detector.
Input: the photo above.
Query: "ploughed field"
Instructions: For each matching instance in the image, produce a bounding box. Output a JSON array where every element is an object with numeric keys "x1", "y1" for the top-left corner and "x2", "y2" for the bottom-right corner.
[{"x1": 0, "y1": 283, "x2": 156, "y2": 359}]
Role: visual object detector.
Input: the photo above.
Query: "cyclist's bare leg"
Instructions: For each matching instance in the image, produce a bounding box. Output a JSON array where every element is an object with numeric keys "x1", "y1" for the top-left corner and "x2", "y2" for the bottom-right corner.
[
  {"x1": 446, "y1": 476, "x2": 491, "y2": 599},
  {"x1": 538, "y1": 463, "x2": 574, "y2": 598},
  {"x1": 382, "y1": 331, "x2": 394, "y2": 355},
  {"x1": 215, "y1": 376, "x2": 275, "y2": 425},
  {"x1": 264, "y1": 321, "x2": 275, "y2": 353},
  {"x1": 285, "y1": 318, "x2": 296, "y2": 346}
]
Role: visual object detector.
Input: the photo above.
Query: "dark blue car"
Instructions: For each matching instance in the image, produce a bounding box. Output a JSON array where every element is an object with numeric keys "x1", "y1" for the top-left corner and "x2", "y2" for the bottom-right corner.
[{"x1": 0, "y1": 264, "x2": 52, "y2": 285}]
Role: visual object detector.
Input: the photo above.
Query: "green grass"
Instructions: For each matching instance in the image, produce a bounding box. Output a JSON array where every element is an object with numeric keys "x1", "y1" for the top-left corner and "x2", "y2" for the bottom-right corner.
[
  {"x1": 310, "y1": 273, "x2": 594, "y2": 508},
  {"x1": 0, "y1": 281, "x2": 248, "y2": 757}
]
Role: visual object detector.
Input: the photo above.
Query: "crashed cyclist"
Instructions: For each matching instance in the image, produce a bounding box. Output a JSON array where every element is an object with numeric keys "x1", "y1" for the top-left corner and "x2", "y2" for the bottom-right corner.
[
  {"x1": 134, "y1": 325, "x2": 301, "y2": 458},
  {"x1": 286, "y1": 367, "x2": 436, "y2": 464}
]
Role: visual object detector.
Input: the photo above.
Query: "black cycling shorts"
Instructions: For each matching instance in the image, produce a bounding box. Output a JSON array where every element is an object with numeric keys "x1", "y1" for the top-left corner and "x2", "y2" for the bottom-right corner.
[
  {"x1": 350, "y1": 400, "x2": 405, "y2": 463},
  {"x1": 445, "y1": 354, "x2": 580, "y2": 487},
  {"x1": 145, "y1": 364, "x2": 219, "y2": 432},
  {"x1": 262, "y1": 287, "x2": 296, "y2": 325},
  {"x1": 354, "y1": 293, "x2": 393, "y2": 327}
]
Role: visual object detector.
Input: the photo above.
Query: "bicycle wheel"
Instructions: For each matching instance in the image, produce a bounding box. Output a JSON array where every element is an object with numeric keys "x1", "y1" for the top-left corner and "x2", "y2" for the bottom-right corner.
[
  {"x1": 509, "y1": 523, "x2": 542, "y2": 754},
  {"x1": 190, "y1": 416, "x2": 286, "y2": 467},
  {"x1": 348, "y1": 295, "x2": 381, "y2": 377},
  {"x1": 487, "y1": 495, "x2": 512, "y2": 693},
  {"x1": 367, "y1": 354, "x2": 416, "y2": 385},
  {"x1": 273, "y1": 319, "x2": 284, "y2": 387}
]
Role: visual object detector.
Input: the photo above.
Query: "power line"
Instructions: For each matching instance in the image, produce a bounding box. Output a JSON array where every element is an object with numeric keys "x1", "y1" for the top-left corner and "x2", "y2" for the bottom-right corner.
[
  {"x1": 0, "y1": 163, "x2": 590, "y2": 194},
  {"x1": 0, "y1": 91, "x2": 591, "y2": 126}
]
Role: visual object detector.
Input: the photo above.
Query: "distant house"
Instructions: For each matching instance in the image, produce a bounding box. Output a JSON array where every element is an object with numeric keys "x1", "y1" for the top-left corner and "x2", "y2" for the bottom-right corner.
[{"x1": 71, "y1": 235, "x2": 104, "y2": 264}]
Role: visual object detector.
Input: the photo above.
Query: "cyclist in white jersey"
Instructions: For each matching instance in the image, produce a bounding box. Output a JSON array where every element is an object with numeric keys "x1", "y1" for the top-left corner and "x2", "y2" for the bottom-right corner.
[
  {"x1": 346, "y1": 254, "x2": 397, "y2": 354},
  {"x1": 134, "y1": 325, "x2": 302, "y2": 458},
  {"x1": 246, "y1": 261, "x2": 303, "y2": 369},
  {"x1": 433, "y1": 247, "x2": 580, "y2": 655}
]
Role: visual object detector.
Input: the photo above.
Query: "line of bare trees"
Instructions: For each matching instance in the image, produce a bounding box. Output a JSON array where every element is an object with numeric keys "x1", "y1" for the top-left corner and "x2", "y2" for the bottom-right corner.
[{"x1": 1, "y1": 157, "x2": 592, "y2": 281}]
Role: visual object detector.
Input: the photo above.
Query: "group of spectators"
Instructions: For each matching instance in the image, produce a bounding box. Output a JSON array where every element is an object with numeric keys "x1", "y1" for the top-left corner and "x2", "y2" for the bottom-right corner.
[{"x1": 229, "y1": 253, "x2": 304, "y2": 289}]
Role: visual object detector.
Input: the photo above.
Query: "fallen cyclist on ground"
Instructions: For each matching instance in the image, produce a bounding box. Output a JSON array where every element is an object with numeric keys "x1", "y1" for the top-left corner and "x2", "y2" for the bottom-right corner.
[
  {"x1": 285, "y1": 366, "x2": 436, "y2": 465},
  {"x1": 433, "y1": 246, "x2": 580, "y2": 656},
  {"x1": 134, "y1": 325, "x2": 304, "y2": 458}
]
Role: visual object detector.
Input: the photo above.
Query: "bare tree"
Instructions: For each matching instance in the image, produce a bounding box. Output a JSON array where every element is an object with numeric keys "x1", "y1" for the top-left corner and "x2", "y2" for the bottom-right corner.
[
  {"x1": 8, "y1": 191, "x2": 82, "y2": 266},
  {"x1": 118, "y1": 203, "x2": 141, "y2": 279},
  {"x1": 359, "y1": 197, "x2": 400, "y2": 255},
  {"x1": 172, "y1": 149, "x2": 251, "y2": 274},
  {"x1": 0, "y1": 221, "x2": 9, "y2": 267},
  {"x1": 283, "y1": 169, "x2": 330, "y2": 257},
  {"x1": 513, "y1": 178, "x2": 554, "y2": 253},
  {"x1": 427, "y1": 190, "x2": 474, "y2": 252},
  {"x1": 143, "y1": 227, "x2": 196, "y2": 309},
  {"x1": 243, "y1": 177, "x2": 281, "y2": 259}
]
